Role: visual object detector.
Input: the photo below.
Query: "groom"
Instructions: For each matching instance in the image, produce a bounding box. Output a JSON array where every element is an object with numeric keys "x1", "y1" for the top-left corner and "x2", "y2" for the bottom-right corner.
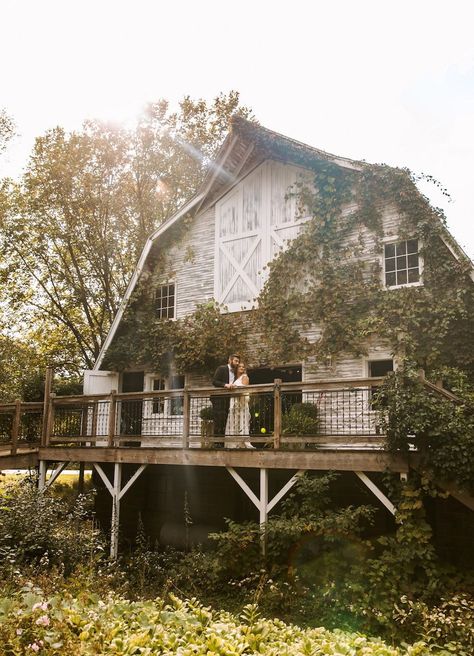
[{"x1": 211, "y1": 354, "x2": 240, "y2": 446}]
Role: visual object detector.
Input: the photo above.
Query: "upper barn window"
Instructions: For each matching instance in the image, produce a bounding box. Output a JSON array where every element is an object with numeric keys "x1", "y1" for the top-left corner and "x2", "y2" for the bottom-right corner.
[
  {"x1": 215, "y1": 160, "x2": 311, "y2": 311},
  {"x1": 384, "y1": 239, "x2": 421, "y2": 288},
  {"x1": 155, "y1": 283, "x2": 176, "y2": 319}
]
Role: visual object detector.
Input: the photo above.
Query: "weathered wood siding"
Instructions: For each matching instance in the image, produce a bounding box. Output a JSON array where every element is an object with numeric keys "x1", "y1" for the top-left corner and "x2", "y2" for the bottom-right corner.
[{"x1": 141, "y1": 161, "x2": 405, "y2": 385}]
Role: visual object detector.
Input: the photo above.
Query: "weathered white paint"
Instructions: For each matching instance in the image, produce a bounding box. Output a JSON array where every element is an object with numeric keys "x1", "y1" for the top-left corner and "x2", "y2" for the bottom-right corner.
[
  {"x1": 214, "y1": 160, "x2": 312, "y2": 311},
  {"x1": 355, "y1": 471, "x2": 396, "y2": 515}
]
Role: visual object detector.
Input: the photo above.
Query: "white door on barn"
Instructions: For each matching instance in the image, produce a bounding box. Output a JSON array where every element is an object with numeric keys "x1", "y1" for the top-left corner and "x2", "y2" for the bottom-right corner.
[
  {"x1": 215, "y1": 160, "x2": 311, "y2": 311},
  {"x1": 83, "y1": 370, "x2": 119, "y2": 445}
]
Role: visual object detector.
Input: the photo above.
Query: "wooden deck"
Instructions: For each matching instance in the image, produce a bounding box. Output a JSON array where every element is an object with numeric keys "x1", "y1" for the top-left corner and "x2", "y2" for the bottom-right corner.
[
  {"x1": 0, "y1": 375, "x2": 455, "y2": 473},
  {"x1": 1, "y1": 374, "x2": 467, "y2": 558}
]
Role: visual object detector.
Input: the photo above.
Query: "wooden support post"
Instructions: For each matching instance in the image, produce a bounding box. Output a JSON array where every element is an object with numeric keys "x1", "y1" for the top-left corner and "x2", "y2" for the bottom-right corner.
[
  {"x1": 227, "y1": 468, "x2": 305, "y2": 558},
  {"x1": 41, "y1": 367, "x2": 53, "y2": 447},
  {"x1": 273, "y1": 379, "x2": 282, "y2": 449},
  {"x1": 110, "y1": 462, "x2": 121, "y2": 559},
  {"x1": 260, "y1": 468, "x2": 268, "y2": 556},
  {"x1": 11, "y1": 399, "x2": 21, "y2": 456},
  {"x1": 182, "y1": 387, "x2": 190, "y2": 449},
  {"x1": 91, "y1": 402, "x2": 98, "y2": 443},
  {"x1": 107, "y1": 390, "x2": 117, "y2": 448},
  {"x1": 38, "y1": 461, "x2": 47, "y2": 491},
  {"x1": 92, "y1": 462, "x2": 147, "y2": 559},
  {"x1": 44, "y1": 393, "x2": 56, "y2": 447},
  {"x1": 78, "y1": 462, "x2": 85, "y2": 494}
]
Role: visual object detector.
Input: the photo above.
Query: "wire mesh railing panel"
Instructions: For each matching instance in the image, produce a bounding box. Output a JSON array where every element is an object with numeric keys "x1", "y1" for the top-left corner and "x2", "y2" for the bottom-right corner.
[
  {"x1": 281, "y1": 387, "x2": 378, "y2": 438},
  {"x1": 0, "y1": 411, "x2": 13, "y2": 444},
  {"x1": 19, "y1": 410, "x2": 43, "y2": 443},
  {"x1": 189, "y1": 391, "x2": 275, "y2": 447},
  {"x1": 121, "y1": 396, "x2": 184, "y2": 445},
  {"x1": 52, "y1": 406, "x2": 85, "y2": 438}
]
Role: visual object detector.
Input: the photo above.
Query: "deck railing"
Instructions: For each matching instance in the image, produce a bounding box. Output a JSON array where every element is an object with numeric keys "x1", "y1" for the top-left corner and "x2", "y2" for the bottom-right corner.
[{"x1": 0, "y1": 376, "x2": 458, "y2": 457}]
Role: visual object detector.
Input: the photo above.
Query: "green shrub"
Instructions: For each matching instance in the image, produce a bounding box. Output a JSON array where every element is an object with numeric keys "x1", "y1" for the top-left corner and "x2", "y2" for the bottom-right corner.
[
  {"x1": 282, "y1": 402, "x2": 319, "y2": 435},
  {"x1": 0, "y1": 586, "x2": 432, "y2": 655},
  {"x1": 0, "y1": 479, "x2": 105, "y2": 575},
  {"x1": 393, "y1": 593, "x2": 474, "y2": 655}
]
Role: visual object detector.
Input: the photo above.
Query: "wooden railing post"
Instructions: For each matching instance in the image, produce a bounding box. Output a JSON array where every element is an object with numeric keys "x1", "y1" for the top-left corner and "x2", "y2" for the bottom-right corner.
[
  {"x1": 41, "y1": 367, "x2": 53, "y2": 447},
  {"x1": 273, "y1": 379, "x2": 282, "y2": 449},
  {"x1": 108, "y1": 390, "x2": 117, "y2": 448},
  {"x1": 182, "y1": 387, "x2": 190, "y2": 449},
  {"x1": 44, "y1": 393, "x2": 56, "y2": 447},
  {"x1": 11, "y1": 399, "x2": 21, "y2": 456}
]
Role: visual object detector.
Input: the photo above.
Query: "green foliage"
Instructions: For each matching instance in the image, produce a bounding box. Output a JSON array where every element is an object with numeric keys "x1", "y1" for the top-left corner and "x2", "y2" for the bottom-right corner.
[
  {"x1": 210, "y1": 473, "x2": 374, "y2": 576},
  {"x1": 256, "y1": 163, "x2": 474, "y2": 376},
  {"x1": 375, "y1": 368, "x2": 474, "y2": 490},
  {"x1": 0, "y1": 479, "x2": 104, "y2": 576},
  {"x1": 282, "y1": 402, "x2": 319, "y2": 435},
  {"x1": 393, "y1": 593, "x2": 474, "y2": 655},
  {"x1": 103, "y1": 300, "x2": 251, "y2": 375},
  {"x1": 0, "y1": 586, "x2": 432, "y2": 656}
]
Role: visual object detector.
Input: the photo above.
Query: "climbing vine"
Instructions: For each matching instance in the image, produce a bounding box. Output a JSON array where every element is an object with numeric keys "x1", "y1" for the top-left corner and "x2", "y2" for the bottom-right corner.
[{"x1": 103, "y1": 159, "x2": 474, "y2": 382}]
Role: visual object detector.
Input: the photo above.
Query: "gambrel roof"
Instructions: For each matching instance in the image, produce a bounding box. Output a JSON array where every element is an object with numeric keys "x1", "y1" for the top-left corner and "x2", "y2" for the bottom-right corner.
[{"x1": 94, "y1": 117, "x2": 473, "y2": 370}]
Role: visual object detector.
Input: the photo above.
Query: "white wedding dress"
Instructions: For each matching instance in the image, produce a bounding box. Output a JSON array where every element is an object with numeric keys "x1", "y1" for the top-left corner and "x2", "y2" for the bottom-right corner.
[{"x1": 225, "y1": 375, "x2": 254, "y2": 448}]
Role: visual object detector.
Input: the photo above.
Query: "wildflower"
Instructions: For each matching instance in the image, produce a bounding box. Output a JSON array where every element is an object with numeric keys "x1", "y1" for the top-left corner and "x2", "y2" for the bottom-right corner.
[
  {"x1": 16, "y1": 628, "x2": 23, "y2": 636},
  {"x1": 35, "y1": 615, "x2": 50, "y2": 626},
  {"x1": 28, "y1": 644, "x2": 40, "y2": 653}
]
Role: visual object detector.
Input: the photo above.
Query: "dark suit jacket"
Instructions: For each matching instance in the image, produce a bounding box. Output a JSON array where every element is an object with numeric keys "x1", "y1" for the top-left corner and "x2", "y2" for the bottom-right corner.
[{"x1": 212, "y1": 364, "x2": 232, "y2": 388}]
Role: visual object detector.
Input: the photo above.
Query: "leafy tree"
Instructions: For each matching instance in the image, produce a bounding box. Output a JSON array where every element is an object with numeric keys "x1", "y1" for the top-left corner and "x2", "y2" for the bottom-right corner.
[
  {"x1": 0, "y1": 109, "x2": 14, "y2": 156},
  {"x1": 0, "y1": 93, "x2": 252, "y2": 370}
]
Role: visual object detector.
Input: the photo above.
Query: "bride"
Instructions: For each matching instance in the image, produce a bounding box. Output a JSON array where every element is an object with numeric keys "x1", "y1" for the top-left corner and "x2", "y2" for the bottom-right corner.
[{"x1": 225, "y1": 363, "x2": 255, "y2": 448}]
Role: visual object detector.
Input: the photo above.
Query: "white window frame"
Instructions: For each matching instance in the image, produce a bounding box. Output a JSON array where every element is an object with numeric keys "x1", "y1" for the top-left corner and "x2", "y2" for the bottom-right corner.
[
  {"x1": 143, "y1": 374, "x2": 186, "y2": 417},
  {"x1": 363, "y1": 356, "x2": 397, "y2": 378},
  {"x1": 155, "y1": 282, "x2": 177, "y2": 320},
  {"x1": 381, "y1": 236, "x2": 423, "y2": 290}
]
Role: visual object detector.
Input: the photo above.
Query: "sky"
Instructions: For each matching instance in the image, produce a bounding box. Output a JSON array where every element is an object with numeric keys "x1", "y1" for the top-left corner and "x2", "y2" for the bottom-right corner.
[{"x1": 2, "y1": 0, "x2": 474, "y2": 257}]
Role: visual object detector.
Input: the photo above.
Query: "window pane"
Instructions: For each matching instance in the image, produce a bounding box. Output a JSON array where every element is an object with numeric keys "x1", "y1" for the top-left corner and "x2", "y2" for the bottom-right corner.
[
  {"x1": 397, "y1": 270, "x2": 407, "y2": 285},
  {"x1": 152, "y1": 378, "x2": 165, "y2": 413},
  {"x1": 407, "y1": 239, "x2": 418, "y2": 254},
  {"x1": 396, "y1": 255, "x2": 407, "y2": 270},
  {"x1": 170, "y1": 375, "x2": 185, "y2": 415},
  {"x1": 407, "y1": 253, "x2": 419, "y2": 268},
  {"x1": 385, "y1": 257, "x2": 396, "y2": 272},
  {"x1": 384, "y1": 243, "x2": 395, "y2": 258},
  {"x1": 396, "y1": 241, "x2": 407, "y2": 255},
  {"x1": 408, "y1": 268, "x2": 420, "y2": 283},
  {"x1": 385, "y1": 271, "x2": 396, "y2": 286}
]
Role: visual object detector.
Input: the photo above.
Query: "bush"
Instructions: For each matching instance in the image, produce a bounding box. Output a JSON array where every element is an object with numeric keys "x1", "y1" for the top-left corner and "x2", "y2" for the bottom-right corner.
[
  {"x1": 0, "y1": 586, "x2": 432, "y2": 655},
  {"x1": 0, "y1": 478, "x2": 105, "y2": 576},
  {"x1": 393, "y1": 593, "x2": 474, "y2": 654},
  {"x1": 282, "y1": 402, "x2": 319, "y2": 435}
]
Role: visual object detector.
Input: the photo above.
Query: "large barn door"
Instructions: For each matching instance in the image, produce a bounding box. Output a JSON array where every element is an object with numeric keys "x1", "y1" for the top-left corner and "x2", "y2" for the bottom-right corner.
[
  {"x1": 215, "y1": 161, "x2": 311, "y2": 310},
  {"x1": 216, "y1": 167, "x2": 264, "y2": 311},
  {"x1": 269, "y1": 163, "x2": 309, "y2": 261}
]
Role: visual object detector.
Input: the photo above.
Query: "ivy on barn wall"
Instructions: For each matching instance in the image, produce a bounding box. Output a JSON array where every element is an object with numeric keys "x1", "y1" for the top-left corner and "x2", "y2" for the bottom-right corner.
[{"x1": 102, "y1": 160, "x2": 474, "y2": 381}]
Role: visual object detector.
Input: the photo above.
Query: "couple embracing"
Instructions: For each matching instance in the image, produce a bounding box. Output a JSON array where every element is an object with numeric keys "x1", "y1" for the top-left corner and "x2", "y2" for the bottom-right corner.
[{"x1": 211, "y1": 354, "x2": 255, "y2": 448}]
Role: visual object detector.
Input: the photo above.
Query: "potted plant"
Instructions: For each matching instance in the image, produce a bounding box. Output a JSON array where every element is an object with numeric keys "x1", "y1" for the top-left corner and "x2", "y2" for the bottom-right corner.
[
  {"x1": 199, "y1": 406, "x2": 214, "y2": 448},
  {"x1": 281, "y1": 402, "x2": 319, "y2": 449}
]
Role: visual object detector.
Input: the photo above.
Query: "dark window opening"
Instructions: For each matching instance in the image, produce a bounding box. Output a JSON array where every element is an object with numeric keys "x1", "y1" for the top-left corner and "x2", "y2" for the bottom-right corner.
[{"x1": 368, "y1": 360, "x2": 394, "y2": 377}]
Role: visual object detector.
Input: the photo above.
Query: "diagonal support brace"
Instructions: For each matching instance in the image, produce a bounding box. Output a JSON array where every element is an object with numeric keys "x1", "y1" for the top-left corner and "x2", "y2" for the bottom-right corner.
[{"x1": 355, "y1": 471, "x2": 396, "y2": 515}]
